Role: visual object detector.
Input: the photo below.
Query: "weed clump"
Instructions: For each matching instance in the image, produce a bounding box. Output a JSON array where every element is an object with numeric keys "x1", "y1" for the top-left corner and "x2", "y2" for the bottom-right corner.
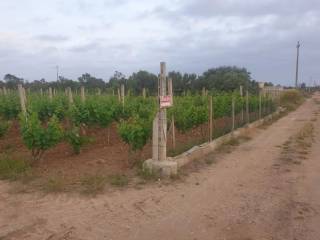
[
  {"x1": 42, "y1": 176, "x2": 66, "y2": 193},
  {"x1": 109, "y1": 174, "x2": 129, "y2": 187},
  {"x1": 80, "y1": 175, "x2": 107, "y2": 196},
  {"x1": 0, "y1": 155, "x2": 30, "y2": 181}
]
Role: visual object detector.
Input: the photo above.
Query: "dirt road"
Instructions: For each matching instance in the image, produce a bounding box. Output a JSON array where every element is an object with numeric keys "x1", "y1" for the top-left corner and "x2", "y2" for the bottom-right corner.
[{"x1": 1, "y1": 94, "x2": 320, "y2": 240}]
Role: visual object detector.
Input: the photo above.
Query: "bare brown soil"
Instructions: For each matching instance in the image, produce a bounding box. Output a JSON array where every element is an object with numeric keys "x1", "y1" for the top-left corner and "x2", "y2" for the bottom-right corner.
[
  {"x1": 0, "y1": 119, "x2": 212, "y2": 182},
  {"x1": 1, "y1": 94, "x2": 320, "y2": 239}
]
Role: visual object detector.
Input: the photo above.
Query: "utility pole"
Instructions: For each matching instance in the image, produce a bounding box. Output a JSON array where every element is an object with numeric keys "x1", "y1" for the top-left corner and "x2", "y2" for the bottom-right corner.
[{"x1": 295, "y1": 41, "x2": 301, "y2": 88}]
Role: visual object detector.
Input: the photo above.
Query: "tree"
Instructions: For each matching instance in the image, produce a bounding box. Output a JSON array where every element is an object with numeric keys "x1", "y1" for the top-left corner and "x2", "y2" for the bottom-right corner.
[
  {"x1": 127, "y1": 70, "x2": 158, "y2": 95},
  {"x1": 108, "y1": 71, "x2": 127, "y2": 90},
  {"x1": 3, "y1": 74, "x2": 24, "y2": 89},
  {"x1": 168, "y1": 71, "x2": 197, "y2": 94},
  {"x1": 78, "y1": 73, "x2": 106, "y2": 90},
  {"x1": 197, "y1": 66, "x2": 258, "y2": 93},
  {"x1": 56, "y1": 76, "x2": 79, "y2": 90}
]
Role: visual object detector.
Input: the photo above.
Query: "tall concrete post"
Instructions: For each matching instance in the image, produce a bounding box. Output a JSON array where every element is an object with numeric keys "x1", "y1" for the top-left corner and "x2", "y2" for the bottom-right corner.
[
  {"x1": 18, "y1": 84, "x2": 26, "y2": 115},
  {"x1": 81, "y1": 86, "x2": 86, "y2": 102},
  {"x1": 121, "y1": 84, "x2": 125, "y2": 109},
  {"x1": 146, "y1": 62, "x2": 177, "y2": 176},
  {"x1": 158, "y1": 62, "x2": 167, "y2": 162},
  {"x1": 49, "y1": 87, "x2": 53, "y2": 101}
]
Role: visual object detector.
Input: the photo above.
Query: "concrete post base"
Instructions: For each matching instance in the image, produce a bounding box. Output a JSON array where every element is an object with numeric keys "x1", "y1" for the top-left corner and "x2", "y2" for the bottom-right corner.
[{"x1": 143, "y1": 158, "x2": 178, "y2": 177}]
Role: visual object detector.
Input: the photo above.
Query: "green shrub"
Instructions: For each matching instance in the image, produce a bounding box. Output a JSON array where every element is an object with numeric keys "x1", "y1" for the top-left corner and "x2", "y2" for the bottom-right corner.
[
  {"x1": 118, "y1": 117, "x2": 152, "y2": 151},
  {"x1": 20, "y1": 112, "x2": 63, "y2": 163},
  {"x1": 0, "y1": 94, "x2": 20, "y2": 119},
  {"x1": 65, "y1": 126, "x2": 90, "y2": 154}
]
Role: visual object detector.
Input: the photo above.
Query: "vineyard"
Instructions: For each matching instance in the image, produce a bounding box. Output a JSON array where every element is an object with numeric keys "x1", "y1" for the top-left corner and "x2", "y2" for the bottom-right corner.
[{"x1": 0, "y1": 88, "x2": 276, "y2": 184}]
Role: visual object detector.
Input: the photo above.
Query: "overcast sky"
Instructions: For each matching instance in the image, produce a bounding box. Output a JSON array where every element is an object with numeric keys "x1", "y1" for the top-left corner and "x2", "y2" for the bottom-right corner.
[{"x1": 0, "y1": 0, "x2": 319, "y2": 86}]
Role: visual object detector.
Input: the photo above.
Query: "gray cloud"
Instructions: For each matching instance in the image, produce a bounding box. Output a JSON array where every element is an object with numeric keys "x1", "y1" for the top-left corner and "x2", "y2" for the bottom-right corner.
[
  {"x1": 181, "y1": 0, "x2": 320, "y2": 18},
  {"x1": 0, "y1": 0, "x2": 319, "y2": 85},
  {"x1": 69, "y1": 42, "x2": 100, "y2": 52},
  {"x1": 35, "y1": 34, "x2": 69, "y2": 42}
]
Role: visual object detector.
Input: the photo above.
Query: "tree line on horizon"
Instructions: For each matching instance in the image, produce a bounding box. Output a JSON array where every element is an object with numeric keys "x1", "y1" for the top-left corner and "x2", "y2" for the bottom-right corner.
[{"x1": 0, "y1": 66, "x2": 273, "y2": 95}]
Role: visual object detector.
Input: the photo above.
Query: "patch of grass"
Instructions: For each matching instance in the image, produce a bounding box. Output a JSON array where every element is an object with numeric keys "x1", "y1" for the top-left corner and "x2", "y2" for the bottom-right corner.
[
  {"x1": 42, "y1": 176, "x2": 66, "y2": 193},
  {"x1": 279, "y1": 122, "x2": 314, "y2": 166},
  {"x1": 216, "y1": 144, "x2": 232, "y2": 153},
  {"x1": 295, "y1": 123, "x2": 314, "y2": 148},
  {"x1": 109, "y1": 174, "x2": 129, "y2": 187},
  {"x1": 204, "y1": 157, "x2": 215, "y2": 165},
  {"x1": 170, "y1": 171, "x2": 183, "y2": 181},
  {"x1": 0, "y1": 155, "x2": 30, "y2": 181},
  {"x1": 216, "y1": 137, "x2": 240, "y2": 154},
  {"x1": 280, "y1": 90, "x2": 304, "y2": 111},
  {"x1": 226, "y1": 137, "x2": 240, "y2": 146},
  {"x1": 137, "y1": 167, "x2": 160, "y2": 181},
  {"x1": 80, "y1": 175, "x2": 107, "y2": 196}
]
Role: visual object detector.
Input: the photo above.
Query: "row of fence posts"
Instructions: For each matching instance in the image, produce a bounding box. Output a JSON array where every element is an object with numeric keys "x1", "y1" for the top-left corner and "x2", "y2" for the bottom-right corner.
[
  {"x1": 12, "y1": 84, "x2": 133, "y2": 116},
  {"x1": 9, "y1": 83, "x2": 280, "y2": 154},
  {"x1": 206, "y1": 86, "x2": 282, "y2": 142},
  {"x1": 8, "y1": 84, "x2": 147, "y2": 105}
]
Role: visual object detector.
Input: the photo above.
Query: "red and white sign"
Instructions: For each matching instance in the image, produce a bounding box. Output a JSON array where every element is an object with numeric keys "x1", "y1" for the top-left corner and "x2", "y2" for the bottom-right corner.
[{"x1": 160, "y1": 95, "x2": 172, "y2": 108}]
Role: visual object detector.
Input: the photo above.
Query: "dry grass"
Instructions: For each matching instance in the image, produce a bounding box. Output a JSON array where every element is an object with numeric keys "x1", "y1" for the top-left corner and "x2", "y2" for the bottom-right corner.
[
  {"x1": 0, "y1": 155, "x2": 31, "y2": 181},
  {"x1": 80, "y1": 175, "x2": 107, "y2": 196},
  {"x1": 42, "y1": 176, "x2": 67, "y2": 193},
  {"x1": 279, "y1": 122, "x2": 314, "y2": 165},
  {"x1": 109, "y1": 174, "x2": 129, "y2": 187},
  {"x1": 280, "y1": 90, "x2": 304, "y2": 111}
]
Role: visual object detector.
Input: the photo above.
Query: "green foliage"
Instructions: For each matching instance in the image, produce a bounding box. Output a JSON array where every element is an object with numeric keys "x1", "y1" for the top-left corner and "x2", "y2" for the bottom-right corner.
[
  {"x1": 168, "y1": 96, "x2": 208, "y2": 132},
  {"x1": 118, "y1": 117, "x2": 152, "y2": 151},
  {"x1": 70, "y1": 95, "x2": 122, "y2": 128},
  {"x1": 20, "y1": 112, "x2": 63, "y2": 162},
  {"x1": 65, "y1": 126, "x2": 90, "y2": 154},
  {"x1": 0, "y1": 87, "x2": 276, "y2": 154},
  {"x1": 0, "y1": 94, "x2": 20, "y2": 119},
  {"x1": 28, "y1": 94, "x2": 67, "y2": 121},
  {"x1": 197, "y1": 66, "x2": 258, "y2": 93},
  {"x1": 117, "y1": 97, "x2": 157, "y2": 151},
  {"x1": 127, "y1": 70, "x2": 158, "y2": 95}
]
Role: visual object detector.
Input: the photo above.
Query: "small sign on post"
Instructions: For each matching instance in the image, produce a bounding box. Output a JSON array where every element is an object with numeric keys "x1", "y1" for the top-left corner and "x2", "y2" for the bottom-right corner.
[{"x1": 160, "y1": 95, "x2": 172, "y2": 108}]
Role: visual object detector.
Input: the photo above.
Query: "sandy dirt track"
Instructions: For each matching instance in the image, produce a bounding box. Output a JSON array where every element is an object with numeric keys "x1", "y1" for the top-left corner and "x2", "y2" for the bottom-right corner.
[{"x1": 1, "y1": 94, "x2": 320, "y2": 240}]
